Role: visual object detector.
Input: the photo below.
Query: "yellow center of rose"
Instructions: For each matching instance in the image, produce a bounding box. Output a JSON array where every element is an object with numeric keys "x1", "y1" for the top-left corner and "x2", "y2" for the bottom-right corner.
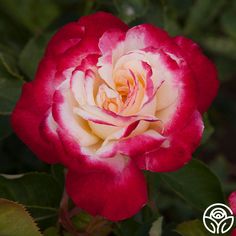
[{"x1": 96, "y1": 68, "x2": 146, "y2": 116}]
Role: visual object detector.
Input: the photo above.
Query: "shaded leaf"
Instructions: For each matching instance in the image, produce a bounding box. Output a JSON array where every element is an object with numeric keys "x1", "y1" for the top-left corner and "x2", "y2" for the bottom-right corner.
[
  {"x1": 19, "y1": 32, "x2": 53, "y2": 80},
  {"x1": 0, "y1": 198, "x2": 42, "y2": 236},
  {"x1": 201, "y1": 37, "x2": 236, "y2": 60},
  {"x1": 175, "y1": 219, "x2": 228, "y2": 236},
  {"x1": 43, "y1": 227, "x2": 59, "y2": 236},
  {"x1": 214, "y1": 55, "x2": 236, "y2": 82},
  {"x1": 161, "y1": 0, "x2": 182, "y2": 36},
  {"x1": 0, "y1": 45, "x2": 24, "y2": 114},
  {"x1": 220, "y1": 8, "x2": 236, "y2": 39},
  {"x1": 0, "y1": 0, "x2": 60, "y2": 33},
  {"x1": 0, "y1": 76, "x2": 23, "y2": 115},
  {"x1": 51, "y1": 164, "x2": 65, "y2": 190},
  {"x1": 0, "y1": 45, "x2": 23, "y2": 80},
  {"x1": 184, "y1": 0, "x2": 225, "y2": 34},
  {"x1": 0, "y1": 173, "x2": 63, "y2": 227},
  {"x1": 0, "y1": 115, "x2": 12, "y2": 140},
  {"x1": 144, "y1": 0, "x2": 164, "y2": 28},
  {"x1": 160, "y1": 159, "x2": 225, "y2": 211}
]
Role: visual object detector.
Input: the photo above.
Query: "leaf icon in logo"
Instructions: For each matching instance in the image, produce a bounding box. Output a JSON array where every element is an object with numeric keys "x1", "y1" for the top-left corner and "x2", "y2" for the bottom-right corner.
[
  {"x1": 203, "y1": 216, "x2": 218, "y2": 234},
  {"x1": 219, "y1": 216, "x2": 234, "y2": 234}
]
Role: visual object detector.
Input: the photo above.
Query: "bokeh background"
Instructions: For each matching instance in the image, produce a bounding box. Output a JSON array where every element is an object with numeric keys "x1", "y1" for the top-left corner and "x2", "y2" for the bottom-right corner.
[{"x1": 0, "y1": 0, "x2": 236, "y2": 235}]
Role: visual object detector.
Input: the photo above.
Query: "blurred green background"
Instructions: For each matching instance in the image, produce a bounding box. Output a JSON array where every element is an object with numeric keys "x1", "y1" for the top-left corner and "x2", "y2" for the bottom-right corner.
[{"x1": 0, "y1": 0, "x2": 236, "y2": 235}]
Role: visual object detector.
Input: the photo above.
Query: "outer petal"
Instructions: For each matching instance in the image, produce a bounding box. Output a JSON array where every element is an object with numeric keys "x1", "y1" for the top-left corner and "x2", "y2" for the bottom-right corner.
[
  {"x1": 124, "y1": 24, "x2": 170, "y2": 51},
  {"x1": 66, "y1": 159, "x2": 147, "y2": 221},
  {"x1": 46, "y1": 22, "x2": 84, "y2": 57},
  {"x1": 11, "y1": 83, "x2": 59, "y2": 163},
  {"x1": 136, "y1": 111, "x2": 204, "y2": 172},
  {"x1": 173, "y1": 36, "x2": 219, "y2": 113},
  {"x1": 46, "y1": 12, "x2": 128, "y2": 58},
  {"x1": 150, "y1": 45, "x2": 197, "y2": 135},
  {"x1": 229, "y1": 191, "x2": 236, "y2": 215},
  {"x1": 78, "y1": 12, "x2": 128, "y2": 38}
]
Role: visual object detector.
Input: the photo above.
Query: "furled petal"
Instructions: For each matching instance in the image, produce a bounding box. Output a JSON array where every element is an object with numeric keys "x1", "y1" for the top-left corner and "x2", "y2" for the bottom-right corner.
[
  {"x1": 52, "y1": 80, "x2": 100, "y2": 147},
  {"x1": 118, "y1": 129, "x2": 166, "y2": 157},
  {"x1": 173, "y1": 36, "x2": 219, "y2": 113},
  {"x1": 98, "y1": 29, "x2": 126, "y2": 89},
  {"x1": 66, "y1": 158, "x2": 147, "y2": 221},
  {"x1": 95, "y1": 129, "x2": 166, "y2": 159},
  {"x1": 98, "y1": 24, "x2": 170, "y2": 91},
  {"x1": 74, "y1": 104, "x2": 158, "y2": 127}
]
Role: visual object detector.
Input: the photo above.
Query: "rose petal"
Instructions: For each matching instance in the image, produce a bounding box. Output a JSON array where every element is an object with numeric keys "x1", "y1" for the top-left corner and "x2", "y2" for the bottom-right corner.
[
  {"x1": 137, "y1": 111, "x2": 204, "y2": 172},
  {"x1": 173, "y1": 36, "x2": 219, "y2": 113},
  {"x1": 66, "y1": 158, "x2": 147, "y2": 221},
  {"x1": 52, "y1": 80, "x2": 100, "y2": 147},
  {"x1": 11, "y1": 83, "x2": 59, "y2": 163}
]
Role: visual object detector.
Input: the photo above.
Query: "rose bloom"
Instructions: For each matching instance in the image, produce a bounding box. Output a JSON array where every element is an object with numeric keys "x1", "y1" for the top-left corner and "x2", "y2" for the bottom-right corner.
[{"x1": 12, "y1": 12, "x2": 218, "y2": 221}]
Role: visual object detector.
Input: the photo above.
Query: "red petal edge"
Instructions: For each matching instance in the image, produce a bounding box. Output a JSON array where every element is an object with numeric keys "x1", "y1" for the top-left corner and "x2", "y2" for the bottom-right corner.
[{"x1": 66, "y1": 160, "x2": 147, "y2": 221}]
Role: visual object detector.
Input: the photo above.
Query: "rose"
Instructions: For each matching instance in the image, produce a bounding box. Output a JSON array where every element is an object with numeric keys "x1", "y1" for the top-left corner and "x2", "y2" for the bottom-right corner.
[{"x1": 12, "y1": 12, "x2": 218, "y2": 221}]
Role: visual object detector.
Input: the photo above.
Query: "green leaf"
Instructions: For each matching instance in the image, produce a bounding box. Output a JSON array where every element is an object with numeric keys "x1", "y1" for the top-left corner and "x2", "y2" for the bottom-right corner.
[
  {"x1": 165, "y1": 0, "x2": 193, "y2": 18},
  {"x1": 0, "y1": 45, "x2": 24, "y2": 115},
  {"x1": 0, "y1": 198, "x2": 42, "y2": 236},
  {"x1": 0, "y1": 173, "x2": 63, "y2": 226},
  {"x1": 51, "y1": 164, "x2": 65, "y2": 190},
  {"x1": 19, "y1": 32, "x2": 53, "y2": 80},
  {"x1": 0, "y1": 115, "x2": 12, "y2": 140},
  {"x1": 161, "y1": 0, "x2": 182, "y2": 36},
  {"x1": 144, "y1": 0, "x2": 164, "y2": 28},
  {"x1": 220, "y1": 8, "x2": 236, "y2": 39},
  {"x1": 201, "y1": 37, "x2": 236, "y2": 60},
  {"x1": 149, "y1": 217, "x2": 163, "y2": 236},
  {"x1": 175, "y1": 219, "x2": 212, "y2": 236},
  {"x1": 114, "y1": 0, "x2": 149, "y2": 23},
  {"x1": 0, "y1": 76, "x2": 24, "y2": 115},
  {"x1": 43, "y1": 227, "x2": 59, "y2": 236},
  {"x1": 115, "y1": 219, "x2": 142, "y2": 236},
  {"x1": 184, "y1": 0, "x2": 225, "y2": 34},
  {"x1": 214, "y1": 55, "x2": 236, "y2": 82},
  {"x1": 0, "y1": 0, "x2": 60, "y2": 33},
  {"x1": 0, "y1": 45, "x2": 23, "y2": 80},
  {"x1": 159, "y1": 159, "x2": 225, "y2": 211}
]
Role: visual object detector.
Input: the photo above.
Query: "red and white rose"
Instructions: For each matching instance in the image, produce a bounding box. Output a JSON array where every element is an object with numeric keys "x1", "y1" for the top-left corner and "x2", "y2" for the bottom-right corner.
[{"x1": 12, "y1": 12, "x2": 218, "y2": 221}]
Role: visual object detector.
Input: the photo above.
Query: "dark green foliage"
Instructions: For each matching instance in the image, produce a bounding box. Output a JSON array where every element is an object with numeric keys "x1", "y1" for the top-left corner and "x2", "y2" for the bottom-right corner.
[{"x1": 0, "y1": 0, "x2": 236, "y2": 235}]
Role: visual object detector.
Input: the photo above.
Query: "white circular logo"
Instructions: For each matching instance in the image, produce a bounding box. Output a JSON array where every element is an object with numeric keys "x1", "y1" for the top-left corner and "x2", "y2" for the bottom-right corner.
[{"x1": 203, "y1": 203, "x2": 234, "y2": 234}]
